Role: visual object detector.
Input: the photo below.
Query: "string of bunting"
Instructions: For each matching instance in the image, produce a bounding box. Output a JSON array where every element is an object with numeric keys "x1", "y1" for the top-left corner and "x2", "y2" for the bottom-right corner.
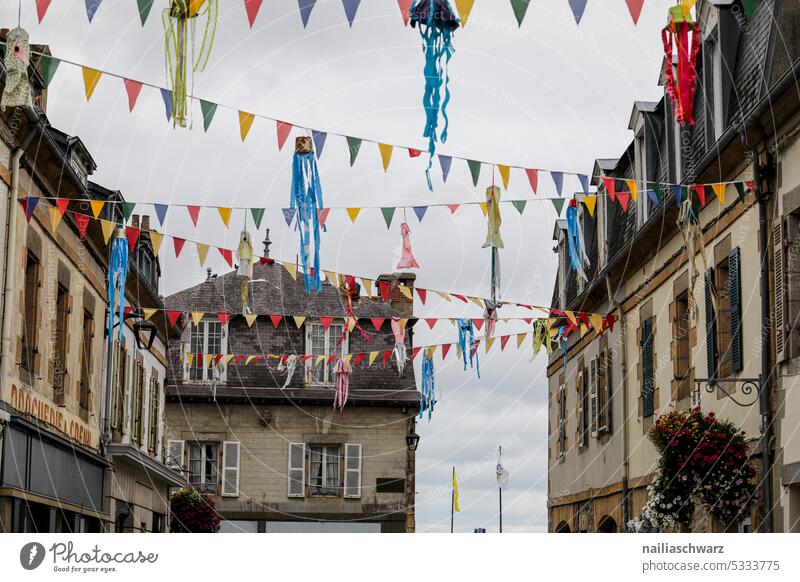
[
  {"x1": 32, "y1": 0, "x2": 667, "y2": 30},
  {"x1": 20, "y1": 196, "x2": 611, "y2": 325}
]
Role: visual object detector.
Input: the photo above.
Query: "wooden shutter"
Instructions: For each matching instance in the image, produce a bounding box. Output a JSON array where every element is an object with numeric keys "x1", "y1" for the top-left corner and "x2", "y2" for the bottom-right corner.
[
  {"x1": 718, "y1": 8, "x2": 740, "y2": 127},
  {"x1": 559, "y1": 384, "x2": 567, "y2": 456},
  {"x1": 600, "y1": 350, "x2": 612, "y2": 433},
  {"x1": 166, "y1": 440, "x2": 185, "y2": 471},
  {"x1": 774, "y1": 222, "x2": 787, "y2": 363},
  {"x1": 589, "y1": 357, "x2": 598, "y2": 438},
  {"x1": 287, "y1": 443, "x2": 306, "y2": 497},
  {"x1": 555, "y1": 385, "x2": 563, "y2": 456},
  {"x1": 705, "y1": 268, "x2": 718, "y2": 378},
  {"x1": 729, "y1": 247, "x2": 743, "y2": 373},
  {"x1": 641, "y1": 318, "x2": 654, "y2": 418},
  {"x1": 344, "y1": 443, "x2": 362, "y2": 498},
  {"x1": 221, "y1": 441, "x2": 241, "y2": 497},
  {"x1": 575, "y1": 372, "x2": 585, "y2": 448}
]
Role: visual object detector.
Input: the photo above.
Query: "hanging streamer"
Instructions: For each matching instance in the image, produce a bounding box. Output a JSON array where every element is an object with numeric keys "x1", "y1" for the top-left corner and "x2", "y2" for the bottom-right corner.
[
  {"x1": 662, "y1": 5, "x2": 701, "y2": 126},
  {"x1": 237, "y1": 229, "x2": 254, "y2": 313},
  {"x1": 456, "y1": 318, "x2": 480, "y2": 378},
  {"x1": 278, "y1": 354, "x2": 298, "y2": 389},
  {"x1": 419, "y1": 346, "x2": 436, "y2": 421},
  {"x1": 396, "y1": 222, "x2": 420, "y2": 269},
  {"x1": 566, "y1": 198, "x2": 590, "y2": 282},
  {"x1": 409, "y1": 0, "x2": 460, "y2": 189},
  {"x1": 677, "y1": 196, "x2": 710, "y2": 319},
  {"x1": 391, "y1": 317, "x2": 407, "y2": 376},
  {"x1": 291, "y1": 137, "x2": 325, "y2": 292},
  {"x1": 1, "y1": 28, "x2": 33, "y2": 111},
  {"x1": 333, "y1": 357, "x2": 352, "y2": 414},
  {"x1": 107, "y1": 229, "x2": 129, "y2": 342}
]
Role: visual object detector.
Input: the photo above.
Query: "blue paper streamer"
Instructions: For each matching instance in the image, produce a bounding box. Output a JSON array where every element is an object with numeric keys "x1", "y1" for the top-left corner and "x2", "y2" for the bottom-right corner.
[
  {"x1": 420, "y1": 349, "x2": 436, "y2": 421},
  {"x1": 457, "y1": 318, "x2": 480, "y2": 378},
  {"x1": 107, "y1": 235, "x2": 129, "y2": 343},
  {"x1": 290, "y1": 151, "x2": 324, "y2": 292}
]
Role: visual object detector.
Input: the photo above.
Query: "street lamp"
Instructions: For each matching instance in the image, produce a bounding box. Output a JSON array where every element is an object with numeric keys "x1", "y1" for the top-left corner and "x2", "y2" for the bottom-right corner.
[{"x1": 406, "y1": 431, "x2": 420, "y2": 452}]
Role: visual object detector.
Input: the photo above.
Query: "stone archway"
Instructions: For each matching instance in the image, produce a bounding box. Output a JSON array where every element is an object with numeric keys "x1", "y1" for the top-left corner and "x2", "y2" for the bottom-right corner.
[
  {"x1": 554, "y1": 520, "x2": 571, "y2": 533},
  {"x1": 596, "y1": 516, "x2": 617, "y2": 533}
]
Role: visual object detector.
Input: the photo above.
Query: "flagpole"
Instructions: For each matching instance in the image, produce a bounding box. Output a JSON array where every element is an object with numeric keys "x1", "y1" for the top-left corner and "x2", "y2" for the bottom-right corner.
[
  {"x1": 499, "y1": 445, "x2": 503, "y2": 534},
  {"x1": 450, "y1": 466, "x2": 455, "y2": 534}
]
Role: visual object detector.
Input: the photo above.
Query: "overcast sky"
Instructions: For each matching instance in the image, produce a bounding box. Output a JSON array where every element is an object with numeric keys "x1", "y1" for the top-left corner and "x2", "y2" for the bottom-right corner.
[{"x1": 3, "y1": 0, "x2": 671, "y2": 532}]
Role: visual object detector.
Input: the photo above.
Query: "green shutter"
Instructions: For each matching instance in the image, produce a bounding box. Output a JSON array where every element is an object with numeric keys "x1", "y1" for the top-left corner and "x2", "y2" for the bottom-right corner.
[
  {"x1": 641, "y1": 318, "x2": 654, "y2": 418},
  {"x1": 729, "y1": 247, "x2": 743, "y2": 373},
  {"x1": 705, "y1": 268, "x2": 718, "y2": 378}
]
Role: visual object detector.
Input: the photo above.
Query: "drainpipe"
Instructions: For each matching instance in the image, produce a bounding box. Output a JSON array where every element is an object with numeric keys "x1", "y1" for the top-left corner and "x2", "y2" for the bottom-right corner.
[
  {"x1": 0, "y1": 126, "x2": 38, "y2": 389},
  {"x1": 742, "y1": 134, "x2": 773, "y2": 533},
  {"x1": 606, "y1": 275, "x2": 630, "y2": 530}
]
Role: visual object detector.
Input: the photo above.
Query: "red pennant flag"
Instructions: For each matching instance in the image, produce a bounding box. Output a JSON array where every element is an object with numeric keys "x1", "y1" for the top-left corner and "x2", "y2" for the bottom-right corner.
[
  {"x1": 301, "y1": 355, "x2": 313, "y2": 363},
  {"x1": 276, "y1": 121, "x2": 293, "y2": 150},
  {"x1": 269, "y1": 315, "x2": 283, "y2": 329},
  {"x1": 56, "y1": 198, "x2": 70, "y2": 216},
  {"x1": 441, "y1": 343, "x2": 452, "y2": 360},
  {"x1": 166, "y1": 310, "x2": 182, "y2": 329},
  {"x1": 215, "y1": 354, "x2": 224, "y2": 365},
  {"x1": 408, "y1": 148, "x2": 421, "y2": 157},
  {"x1": 625, "y1": 0, "x2": 645, "y2": 24},
  {"x1": 745, "y1": 180, "x2": 755, "y2": 192},
  {"x1": 382, "y1": 350, "x2": 392, "y2": 365},
  {"x1": 187, "y1": 206, "x2": 201, "y2": 226},
  {"x1": 370, "y1": 318, "x2": 385, "y2": 332},
  {"x1": 472, "y1": 318, "x2": 484, "y2": 331},
  {"x1": 397, "y1": 0, "x2": 413, "y2": 25},
  {"x1": 123, "y1": 79, "x2": 143, "y2": 111},
  {"x1": 446, "y1": 204, "x2": 460, "y2": 214},
  {"x1": 173, "y1": 237, "x2": 186, "y2": 257},
  {"x1": 124, "y1": 306, "x2": 134, "y2": 318},
  {"x1": 75, "y1": 214, "x2": 90, "y2": 239},
  {"x1": 219, "y1": 247, "x2": 233, "y2": 267},
  {"x1": 602, "y1": 177, "x2": 616, "y2": 201},
  {"x1": 36, "y1": 0, "x2": 52, "y2": 22},
  {"x1": 523, "y1": 318, "x2": 533, "y2": 325},
  {"x1": 197, "y1": 354, "x2": 204, "y2": 367},
  {"x1": 217, "y1": 312, "x2": 231, "y2": 326},
  {"x1": 549, "y1": 308, "x2": 566, "y2": 317},
  {"x1": 244, "y1": 0, "x2": 264, "y2": 27},
  {"x1": 525, "y1": 168, "x2": 539, "y2": 194},
  {"x1": 327, "y1": 354, "x2": 338, "y2": 365},
  {"x1": 692, "y1": 184, "x2": 706, "y2": 207},
  {"x1": 234, "y1": 355, "x2": 245, "y2": 365},
  {"x1": 353, "y1": 353, "x2": 364, "y2": 367},
  {"x1": 19, "y1": 197, "x2": 39, "y2": 222},
  {"x1": 452, "y1": 294, "x2": 467, "y2": 303},
  {"x1": 317, "y1": 208, "x2": 330, "y2": 228},
  {"x1": 125, "y1": 226, "x2": 141, "y2": 252},
  {"x1": 500, "y1": 335, "x2": 510, "y2": 351},
  {"x1": 617, "y1": 192, "x2": 631, "y2": 213},
  {"x1": 411, "y1": 347, "x2": 421, "y2": 360},
  {"x1": 425, "y1": 318, "x2": 437, "y2": 329},
  {"x1": 378, "y1": 281, "x2": 390, "y2": 301},
  {"x1": 416, "y1": 288, "x2": 427, "y2": 305},
  {"x1": 320, "y1": 317, "x2": 334, "y2": 331}
]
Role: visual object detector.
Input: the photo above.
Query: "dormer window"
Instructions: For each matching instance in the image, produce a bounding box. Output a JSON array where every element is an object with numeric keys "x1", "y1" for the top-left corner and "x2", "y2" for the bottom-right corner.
[
  {"x1": 704, "y1": 27, "x2": 724, "y2": 143},
  {"x1": 69, "y1": 153, "x2": 87, "y2": 187},
  {"x1": 635, "y1": 128, "x2": 649, "y2": 227}
]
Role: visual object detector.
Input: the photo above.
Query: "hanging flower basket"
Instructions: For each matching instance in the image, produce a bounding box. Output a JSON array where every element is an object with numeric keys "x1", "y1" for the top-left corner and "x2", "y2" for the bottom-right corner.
[{"x1": 170, "y1": 487, "x2": 221, "y2": 533}]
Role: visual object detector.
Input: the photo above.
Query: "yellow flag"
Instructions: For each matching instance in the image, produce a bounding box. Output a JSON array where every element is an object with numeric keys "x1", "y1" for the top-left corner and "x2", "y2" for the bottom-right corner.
[
  {"x1": 378, "y1": 143, "x2": 393, "y2": 172},
  {"x1": 565, "y1": 311, "x2": 578, "y2": 328},
  {"x1": 347, "y1": 317, "x2": 357, "y2": 332},
  {"x1": 516, "y1": 333, "x2": 526, "y2": 349},
  {"x1": 244, "y1": 314, "x2": 258, "y2": 327},
  {"x1": 368, "y1": 351, "x2": 380, "y2": 366},
  {"x1": 346, "y1": 208, "x2": 361, "y2": 223},
  {"x1": 191, "y1": 311, "x2": 204, "y2": 327},
  {"x1": 682, "y1": 0, "x2": 697, "y2": 16},
  {"x1": 344, "y1": 354, "x2": 353, "y2": 366},
  {"x1": 149, "y1": 231, "x2": 164, "y2": 257},
  {"x1": 398, "y1": 285, "x2": 412, "y2": 300},
  {"x1": 222, "y1": 354, "x2": 234, "y2": 366},
  {"x1": 455, "y1": 0, "x2": 475, "y2": 27},
  {"x1": 100, "y1": 219, "x2": 115, "y2": 244},
  {"x1": 217, "y1": 207, "x2": 232, "y2": 227},
  {"x1": 205, "y1": 354, "x2": 214, "y2": 367},
  {"x1": 90, "y1": 200, "x2": 105, "y2": 218},
  {"x1": 360, "y1": 278, "x2": 374, "y2": 297},
  {"x1": 323, "y1": 270, "x2": 339, "y2": 287},
  {"x1": 434, "y1": 290, "x2": 452, "y2": 302},
  {"x1": 624, "y1": 179, "x2": 638, "y2": 202},
  {"x1": 452, "y1": 469, "x2": 460, "y2": 512},
  {"x1": 479, "y1": 202, "x2": 488, "y2": 217},
  {"x1": 82, "y1": 67, "x2": 102, "y2": 100},
  {"x1": 245, "y1": 355, "x2": 256, "y2": 365},
  {"x1": 468, "y1": 296, "x2": 483, "y2": 308},
  {"x1": 196, "y1": 242, "x2": 210, "y2": 266},
  {"x1": 238, "y1": 111, "x2": 255, "y2": 141},
  {"x1": 142, "y1": 308, "x2": 157, "y2": 321},
  {"x1": 590, "y1": 313, "x2": 603, "y2": 333},
  {"x1": 316, "y1": 355, "x2": 326, "y2": 366},
  {"x1": 48, "y1": 206, "x2": 62, "y2": 233},
  {"x1": 712, "y1": 183, "x2": 726, "y2": 205},
  {"x1": 284, "y1": 262, "x2": 298, "y2": 280},
  {"x1": 498, "y1": 165, "x2": 510, "y2": 190},
  {"x1": 583, "y1": 195, "x2": 597, "y2": 217},
  {"x1": 293, "y1": 316, "x2": 306, "y2": 329},
  {"x1": 485, "y1": 337, "x2": 495, "y2": 353}
]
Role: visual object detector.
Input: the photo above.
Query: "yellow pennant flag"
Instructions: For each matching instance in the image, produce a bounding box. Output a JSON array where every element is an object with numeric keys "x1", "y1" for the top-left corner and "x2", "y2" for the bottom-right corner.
[
  {"x1": 360, "y1": 278, "x2": 374, "y2": 297},
  {"x1": 498, "y1": 165, "x2": 510, "y2": 190},
  {"x1": 185, "y1": 352, "x2": 194, "y2": 366},
  {"x1": 48, "y1": 206, "x2": 62, "y2": 233},
  {"x1": 346, "y1": 208, "x2": 361, "y2": 223},
  {"x1": 149, "y1": 231, "x2": 164, "y2": 257},
  {"x1": 581, "y1": 323, "x2": 589, "y2": 337},
  {"x1": 682, "y1": 0, "x2": 697, "y2": 16},
  {"x1": 452, "y1": 469, "x2": 460, "y2": 512},
  {"x1": 284, "y1": 262, "x2": 298, "y2": 280},
  {"x1": 485, "y1": 337, "x2": 495, "y2": 353},
  {"x1": 191, "y1": 311, "x2": 204, "y2": 327},
  {"x1": 398, "y1": 285, "x2": 412, "y2": 300},
  {"x1": 565, "y1": 311, "x2": 578, "y2": 328},
  {"x1": 217, "y1": 207, "x2": 232, "y2": 227},
  {"x1": 378, "y1": 143, "x2": 393, "y2": 172},
  {"x1": 434, "y1": 290, "x2": 452, "y2": 302},
  {"x1": 625, "y1": 179, "x2": 638, "y2": 202},
  {"x1": 205, "y1": 354, "x2": 214, "y2": 368},
  {"x1": 245, "y1": 355, "x2": 256, "y2": 366},
  {"x1": 238, "y1": 111, "x2": 255, "y2": 141},
  {"x1": 90, "y1": 200, "x2": 105, "y2": 219},
  {"x1": 244, "y1": 313, "x2": 258, "y2": 327},
  {"x1": 324, "y1": 270, "x2": 339, "y2": 287},
  {"x1": 712, "y1": 183, "x2": 726, "y2": 205},
  {"x1": 455, "y1": 0, "x2": 475, "y2": 27},
  {"x1": 583, "y1": 195, "x2": 597, "y2": 217},
  {"x1": 347, "y1": 317, "x2": 357, "y2": 332},
  {"x1": 82, "y1": 67, "x2": 102, "y2": 100},
  {"x1": 196, "y1": 242, "x2": 210, "y2": 266},
  {"x1": 316, "y1": 355, "x2": 326, "y2": 366},
  {"x1": 468, "y1": 296, "x2": 483, "y2": 308},
  {"x1": 368, "y1": 351, "x2": 380, "y2": 366},
  {"x1": 479, "y1": 202, "x2": 488, "y2": 217},
  {"x1": 344, "y1": 354, "x2": 353, "y2": 366},
  {"x1": 516, "y1": 333, "x2": 527, "y2": 349},
  {"x1": 222, "y1": 354, "x2": 234, "y2": 366},
  {"x1": 142, "y1": 308, "x2": 157, "y2": 321},
  {"x1": 590, "y1": 313, "x2": 603, "y2": 333},
  {"x1": 293, "y1": 316, "x2": 306, "y2": 329},
  {"x1": 100, "y1": 220, "x2": 115, "y2": 244}
]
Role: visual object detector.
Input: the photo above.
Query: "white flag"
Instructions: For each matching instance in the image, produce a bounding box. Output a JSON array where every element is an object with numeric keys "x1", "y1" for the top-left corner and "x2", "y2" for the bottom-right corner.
[{"x1": 496, "y1": 452, "x2": 509, "y2": 492}]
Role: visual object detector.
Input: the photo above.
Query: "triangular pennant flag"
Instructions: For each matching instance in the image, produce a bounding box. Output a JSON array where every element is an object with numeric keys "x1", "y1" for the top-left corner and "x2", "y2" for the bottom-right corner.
[
  {"x1": 48, "y1": 206, "x2": 62, "y2": 233},
  {"x1": 187, "y1": 206, "x2": 201, "y2": 226},
  {"x1": 381, "y1": 207, "x2": 396, "y2": 229},
  {"x1": 712, "y1": 183, "x2": 726, "y2": 206},
  {"x1": 551, "y1": 171, "x2": 564, "y2": 195},
  {"x1": 244, "y1": 313, "x2": 258, "y2": 327},
  {"x1": 455, "y1": 0, "x2": 475, "y2": 26},
  {"x1": 525, "y1": 168, "x2": 538, "y2": 193},
  {"x1": 317, "y1": 208, "x2": 330, "y2": 228},
  {"x1": 500, "y1": 335, "x2": 510, "y2": 351},
  {"x1": 166, "y1": 310, "x2": 182, "y2": 330},
  {"x1": 360, "y1": 278, "x2": 374, "y2": 297},
  {"x1": 37, "y1": 0, "x2": 53, "y2": 22},
  {"x1": 435, "y1": 290, "x2": 452, "y2": 302},
  {"x1": 516, "y1": 333, "x2": 526, "y2": 349},
  {"x1": 196, "y1": 243, "x2": 210, "y2": 266},
  {"x1": 217, "y1": 207, "x2": 232, "y2": 227},
  {"x1": 218, "y1": 247, "x2": 233, "y2": 267},
  {"x1": 468, "y1": 296, "x2": 483, "y2": 308},
  {"x1": 568, "y1": 0, "x2": 588, "y2": 24},
  {"x1": 472, "y1": 318, "x2": 484, "y2": 331},
  {"x1": 382, "y1": 350, "x2": 392, "y2": 365},
  {"x1": 346, "y1": 208, "x2": 361, "y2": 223},
  {"x1": 341, "y1": 0, "x2": 361, "y2": 26},
  {"x1": 284, "y1": 262, "x2": 298, "y2": 280},
  {"x1": 417, "y1": 288, "x2": 427, "y2": 305},
  {"x1": 250, "y1": 208, "x2": 265, "y2": 229},
  {"x1": 512, "y1": 200, "x2": 527, "y2": 214},
  {"x1": 446, "y1": 204, "x2": 460, "y2": 214},
  {"x1": 583, "y1": 195, "x2": 597, "y2": 217},
  {"x1": 578, "y1": 174, "x2": 590, "y2": 196},
  {"x1": 439, "y1": 155, "x2": 453, "y2": 182},
  {"x1": 244, "y1": 0, "x2": 264, "y2": 27},
  {"x1": 378, "y1": 281, "x2": 391, "y2": 302},
  {"x1": 101, "y1": 220, "x2": 115, "y2": 244},
  {"x1": 370, "y1": 318, "x2": 385, "y2": 332},
  {"x1": 647, "y1": 189, "x2": 660, "y2": 206},
  {"x1": 346, "y1": 136, "x2": 362, "y2": 166},
  {"x1": 425, "y1": 318, "x2": 437, "y2": 329},
  {"x1": 279, "y1": 208, "x2": 294, "y2": 227},
  {"x1": 173, "y1": 237, "x2": 186, "y2": 258},
  {"x1": 378, "y1": 143, "x2": 393, "y2": 172},
  {"x1": 467, "y1": 160, "x2": 482, "y2": 186},
  {"x1": 217, "y1": 312, "x2": 231, "y2": 326},
  {"x1": 398, "y1": 285, "x2": 412, "y2": 300},
  {"x1": 200, "y1": 100, "x2": 217, "y2": 132},
  {"x1": 368, "y1": 351, "x2": 380, "y2": 366},
  {"x1": 741, "y1": 0, "x2": 757, "y2": 20},
  {"x1": 269, "y1": 314, "x2": 283, "y2": 329},
  {"x1": 397, "y1": 0, "x2": 413, "y2": 25},
  {"x1": 510, "y1": 0, "x2": 531, "y2": 26},
  {"x1": 85, "y1": 0, "x2": 102, "y2": 23},
  {"x1": 413, "y1": 206, "x2": 428, "y2": 223},
  {"x1": 479, "y1": 203, "x2": 488, "y2": 217},
  {"x1": 551, "y1": 198, "x2": 565, "y2": 216},
  {"x1": 191, "y1": 311, "x2": 205, "y2": 327},
  {"x1": 671, "y1": 185, "x2": 683, "y2": 207},
  {"x1": 602, "y1": 177, "x2": 616, "y2": 201},
  {"x1": 617, "y1": 192, "x2": 631, "y2": 213},
  {"x1": 142, "y1": 308, "x2": 157, "y2": 321},
  {"x1": 149, "y1": 231, "x2": 164, "y2": 257},
  {"x1": 735, "y1": 182, "x2": 746, "y2": 201},
  {"x1": 55, "y1": 197, "x2": 70, "y2": 218},
  {"x1": 82, "y1": 67, "x2": 102, "y2": 100},
  {"x1": 125, "y1": 226, "x2": 141, "y2": 252},
  {"x1": 590, "y1": 313, "x2": 603, "y2": 334},
  {"x1": 692, "y1": 184, "x2": 706, "y2": 207},
  {"x1": 298, "y1": 0, "x2": 317, "y2": 27},
  {"x1": 160, "y1": 89, "x2": 173, "y2": 121},
  {"x1": 146, "y1": 204, "x2": 167, "y2": 227},
  {"x1": 498, "y1": 165, "x2": 510, "y2": 190},
  {"x1": 293, "y1": 316, "x2": 307, "y2": 329},
  {"x1": 239, "y1": 111, "x2": 255, "y2": 141},
  {"x1": 20, "y1": 197, "x2": 38, "y2": 222},
  {"x1": 485, "y1": 337, "x2": 495, "y2": 354},
  {"x1": 651, "y1": 182, "x2": 662, "y2": 203},
  {"x1": 37, "y1": 55, "x2": 61, "y2": 88},
  {"x1": 137, "y1": 0, "x2": 155, "y2": 25},
  {"x1": 408, "y1": 148, "x2": 422, "y2": 158},
  {"x1": 441, "y1": 343, "x2": 452, "y2": 359},
  {"x1": 625, "y1": 179, "x2": 638, "y2": 202},
  {"x1": 119, "y1": 202, "x2": 135, "y2": 223},
  {"x1": 320, "y1": 317, "x2": 334, "y2": 332},
  {"x1": 276, "y1": 121, "x2": 293, "y2": 150},
  {"x1": 312, "y1": 130, "x2": 327, "y2": 158},
  {"x1": 625, "y1": 0, "x2": 645, "y2": 24},
  {"x1": 323, "y1": 271, "x2": 339, "y2": 287}
]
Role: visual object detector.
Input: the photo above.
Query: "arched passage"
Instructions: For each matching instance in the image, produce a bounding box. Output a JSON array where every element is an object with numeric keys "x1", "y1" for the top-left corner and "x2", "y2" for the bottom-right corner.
[
  {"x1": 554, "y1": 521, "x2": 571, "y2": 533},
  {"x1": 596, "y1": 516, "x2": 618, "y2": 533}
]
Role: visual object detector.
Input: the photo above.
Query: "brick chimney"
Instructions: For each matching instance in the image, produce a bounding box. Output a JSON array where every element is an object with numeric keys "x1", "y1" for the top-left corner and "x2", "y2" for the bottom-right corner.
[
  {"x1": 376, "y1": 272, "x2": 415, "y2": 316},
  {"x1": 141, "y1": 215, "x2": 150, "y2": 231},
  {"x1": 131, "y1": 214, "x2": 140, "y2": 229}
]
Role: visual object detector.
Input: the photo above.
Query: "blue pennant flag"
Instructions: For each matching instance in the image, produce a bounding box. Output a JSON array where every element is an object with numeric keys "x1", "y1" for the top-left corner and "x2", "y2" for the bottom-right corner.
[
  {"x1": 160, "y1": 89, "x2": 173, "y2": 122},
  {"x1": 578, "y1": 174, "x2": 590, "y2": 196},
  {"x1": 283, "y1": 208, "x2": 297, "y2": 227},
  {"x1": 647, "y1": 190, "x2": 659, "y2": 206},
  {"x1": 312, "y1": 131, "x2": 327, "y2": 159},
  {"x1": 671, "y1": 185, "x2": 683, "y2": 207},
  {"x1": 568, "y1": 0, "x2": 588, "y2": 24},
  {"x1": 413, "y1": 206, "x2": 428, "y2": 223},
  {"x1": 298, "y1": 0, "x2": 317, "y2": 27},
  {"x1": 85, "y1": 0, "x2": 102, "y2": 22},
  {"x1": 153, "y1": 204, "x2": 169, "y2": 226},
  {"x1": 341, "y1": 0, "x2": 361, "y2": 26},
  {"x1": 439, "y1": 155, "x2": 453, "y2": 183},
  {"x1": 551, "y1": 171, "x2": 564, "y2": 196}
]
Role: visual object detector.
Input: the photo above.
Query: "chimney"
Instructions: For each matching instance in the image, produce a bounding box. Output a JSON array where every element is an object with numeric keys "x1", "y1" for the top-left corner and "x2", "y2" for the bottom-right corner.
[
  {"x1": 376, "y1": 272, "x2": 415, "y2": 316},
  {"x1": 206, "y1": 268, "x2": 213, "y2": 282},
  {"x1": 262, "y1": 228, "x2": 272, "y2": 258},
  {"x1": 131, "y1": 214, "x2": 140, "y2": 229},
  {"x1": 141, "y1": 215, "x2": 150, "y2": 231}
]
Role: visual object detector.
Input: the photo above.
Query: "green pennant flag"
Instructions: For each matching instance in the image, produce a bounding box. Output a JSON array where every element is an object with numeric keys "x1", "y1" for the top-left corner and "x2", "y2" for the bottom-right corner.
[
  {"x1": 510, "y1": 0, "x2": 531, "y2": 27},
  {"x1": 512, "y1": 200, "x2": 527, "y2": 214},
  {"x1": 551, "y1": 198, "x2": 565, "y2": 216},
  {"x1": 735, "y1": 182, "x2": 746, "y2": 201},
  {"x1": 38, "y1": 55, "x2": 61, "y2": 88},
  {"x1": 651, "y1": 182, "x2": 662, "y2": 203},
  {"x1": 467, "y1": 160, "x2": 481, "y2": 187},
  {"x1": 741, "y1": 0, "x2": 758, "y2": 20},
  {"x1": 251, "y1": 208, "x2": 265, "y2": 229},
  {"x1": 120, "y1": 202, "x2": 136, "y2": 224},
  {"x1": 200, "y1": 100, "x2": 217, "y2": 132},
  {"x1": 346, "y1": 137, "x2": 362, "y2": 166},
  {"x1": 381, "y1": 207, "x2": 396, "y2": 229},
  {"x1": 137, "y1": 0, "x2": 155, "y2": 25}
]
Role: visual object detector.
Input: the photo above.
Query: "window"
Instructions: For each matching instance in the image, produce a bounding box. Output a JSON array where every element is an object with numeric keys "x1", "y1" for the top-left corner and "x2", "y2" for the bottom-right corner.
[
  {"x1": 186, "y1": 320, "x2": 227, "y2": 382},
  {"x1": 575, "y1": 367, "x2": 587, "y2": 449},
  {"x1": 706, "y1": 30, "x2": 725, "y2": 142},
  {"x1": 309, "y1": 445, "x2": 340, "y2": 495},
  {"x1": 596, "y1": 349, "x2": 611, "y2": 434},
  {"x1": 635, "y1": 129, "x2": 649, "y2": 226},
  {"x1": 706, "y1": 245, "x2": 743, "y2": 378},
  {"x1": 188, "y1": 442, "x2": 219, "y2": 492},
  {"x1": 136, "y1": 247, "x2": 154, "y2": 287},
  {"x1": 132, "y1": 359, "x2": 145, "y2": 446},
  {"x1": 20, "y1": 250, "x2": 41, "y2": 375},
  {"x1": 148, "y1": 374, "x2": 160, "y2": 454},
  {"x1": 641, "y1": 317, "x2": 655, "y2": 418},
  {"x1": 555, "y1": 383, "x2": 567, "y2": 457},
  {"x1": 673, "y1": 117, "x2": 683, "y2": 183},
  {"x1": 111, "y1": 340, "x2": 127, "y2": 430},
  {"x1": 674, "y1": 290, "x2": 691, "y2": 381},
  {"x1": 53, "y1": 283, "x2": 70, "y2": 404},
  {"x1": 78, "y1": 308, "x2": 94, "y2": 413},
  {"x1": 304, "y1": 322, "x2": 347, "y2": 385},
  {"x1": 152, "y1": 513, "x2": 165, "y2": 533}
]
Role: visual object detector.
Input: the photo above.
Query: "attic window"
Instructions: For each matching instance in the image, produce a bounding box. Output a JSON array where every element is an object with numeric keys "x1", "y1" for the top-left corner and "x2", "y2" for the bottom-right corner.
[{"x1": 69, "y1": 153, "x2": 87, "y2": 186}]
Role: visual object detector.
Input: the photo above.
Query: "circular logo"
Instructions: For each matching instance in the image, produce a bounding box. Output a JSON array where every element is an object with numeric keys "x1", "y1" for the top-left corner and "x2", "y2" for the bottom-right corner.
[{"x1": 19, "y1": 542, "x2": 46, "y2": 570}]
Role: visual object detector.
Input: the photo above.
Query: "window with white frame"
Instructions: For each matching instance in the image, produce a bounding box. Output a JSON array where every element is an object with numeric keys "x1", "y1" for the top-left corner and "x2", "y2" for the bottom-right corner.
[
  {"x1": 185, "y1": 320, "x2": 227, "y2": 383},
  {"x1": 304, "y1": 322, "x2": 347, "y2": 385},
  {"x1": 635, "y1": 128, "x2": 649, "y2": 227},
  {"x1": 673, "y1": 117, "x2": 683, "y2": 183},
  {"x1": 286, "y1": 442, "x2": 362, "y2": 499},
  {"x1": 188, "y1": 442, "x2": 219, "y2": 492},
  {"x1": 308, "y1": 445, "x2": 340, "y2": 496},
  {"x1": 705, "y1": 28, "x2": 725, "y2": 142}
]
